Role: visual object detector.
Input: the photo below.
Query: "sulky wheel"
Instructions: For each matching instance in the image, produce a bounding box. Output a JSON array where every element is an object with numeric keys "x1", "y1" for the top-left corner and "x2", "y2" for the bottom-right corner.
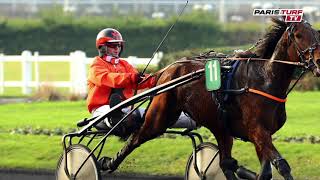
[
  {"x1": 56, "y1": 144, "x2": 101, "y2": 180},
  {"x1": 185, "y1": 142, "x2": 226, "y2": 180}
]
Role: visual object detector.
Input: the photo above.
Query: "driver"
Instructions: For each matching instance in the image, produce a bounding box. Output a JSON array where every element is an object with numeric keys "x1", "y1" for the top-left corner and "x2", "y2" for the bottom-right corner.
[
  {"x1": 88, "y1": 28, "x2": 198, "y2": 172},
  {"x1": 87, "y1": 28, "x2": 156, "y2": 137}
]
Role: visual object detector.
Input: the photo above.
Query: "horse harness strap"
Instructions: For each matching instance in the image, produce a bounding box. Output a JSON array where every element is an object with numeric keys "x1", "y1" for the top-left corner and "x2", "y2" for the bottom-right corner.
[
  {"x1": 247, "y1": 88, "x2": 287, "y2": 103},
  {"x1": 217, "y1": 60, "x2": 287, "y2": 103}
]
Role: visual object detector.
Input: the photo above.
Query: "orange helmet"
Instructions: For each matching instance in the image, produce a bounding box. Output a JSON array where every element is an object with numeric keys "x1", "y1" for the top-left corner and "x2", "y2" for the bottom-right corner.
[{"x1": 96, "y1": 28, "x2": 125, "y2": 49}]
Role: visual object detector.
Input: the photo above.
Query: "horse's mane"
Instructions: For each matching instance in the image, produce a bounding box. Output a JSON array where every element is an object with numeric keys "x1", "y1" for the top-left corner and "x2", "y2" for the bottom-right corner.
[
  {"x1": 188, "y1": 18, "x2": 288, "y2": 62},
  {"x1": 254, "y1": 18, "x2": 287, "y2": 58},
  {"x1": 234, "y1": 18, "x2": 287, "y2": 59}
]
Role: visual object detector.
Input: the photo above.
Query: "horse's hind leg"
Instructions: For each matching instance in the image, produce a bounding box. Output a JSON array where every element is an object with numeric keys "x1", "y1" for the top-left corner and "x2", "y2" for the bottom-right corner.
[
  {"x1": 103, "y1": 93, "x2": 181, "y2": 172},
  {"x1": 249, "y1": 125, "x2": 293, "y2": 180}
]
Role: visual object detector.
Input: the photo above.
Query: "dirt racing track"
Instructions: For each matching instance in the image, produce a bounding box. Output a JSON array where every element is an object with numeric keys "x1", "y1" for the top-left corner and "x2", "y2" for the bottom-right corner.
[{"x1": 0, "y1": 169, "x2": 183, "y2": 180}]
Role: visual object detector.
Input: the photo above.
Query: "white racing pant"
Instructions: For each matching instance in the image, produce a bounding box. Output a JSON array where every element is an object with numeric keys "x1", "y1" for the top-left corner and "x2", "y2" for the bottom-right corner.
[{"x1": 92, "y1": 105, "x2": 197, "y2": 129}]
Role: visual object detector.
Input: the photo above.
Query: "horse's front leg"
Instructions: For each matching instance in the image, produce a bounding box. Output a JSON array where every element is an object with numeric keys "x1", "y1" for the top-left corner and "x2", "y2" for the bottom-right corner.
[
  {"x1": 256, "y1": 149, "x2": 273, "y2": 180},
  {"x1": 215, "y1": 132, "x2": 257, "y2": 180},
  {"x1": 217, "y1": 135, "x2": 239, "y2": 180},
  {"x1": 249, "y1": 125, "x2": 293, "y2": 180},
  {"x1": 207, "y1": 120, "x2": 239, "y2": 180},
  {"x1": 103, "y1": 93, "x2": 180, "y2": 173}
]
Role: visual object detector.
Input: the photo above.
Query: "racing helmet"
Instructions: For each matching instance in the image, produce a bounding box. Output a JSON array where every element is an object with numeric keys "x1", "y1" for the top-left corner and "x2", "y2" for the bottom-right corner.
[{"x1": 96, "y1": 28, "x2": 125, "y2": 56}]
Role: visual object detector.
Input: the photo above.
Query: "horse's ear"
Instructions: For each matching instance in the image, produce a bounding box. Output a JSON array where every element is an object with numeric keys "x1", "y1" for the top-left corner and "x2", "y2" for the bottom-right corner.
[{"x1": 272, "y1": 16, "x2": 286, "y2": 23}]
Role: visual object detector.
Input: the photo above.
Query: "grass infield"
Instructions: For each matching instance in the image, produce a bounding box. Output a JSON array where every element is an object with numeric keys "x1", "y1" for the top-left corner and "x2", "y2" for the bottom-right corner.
[{"x1": 0, "y1": 91, "x2": 320, "y2": 179}]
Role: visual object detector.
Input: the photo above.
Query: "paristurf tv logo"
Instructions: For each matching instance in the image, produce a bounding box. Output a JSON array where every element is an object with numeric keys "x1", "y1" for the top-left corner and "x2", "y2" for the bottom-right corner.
[{"x1": 253, "y1": 9, "x2": 303, "y2": 22}]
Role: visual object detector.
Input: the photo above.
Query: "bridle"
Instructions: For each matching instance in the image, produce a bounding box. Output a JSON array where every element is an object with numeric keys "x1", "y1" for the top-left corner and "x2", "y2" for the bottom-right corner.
[
  {"x1": 287, "y1": 20, "x2": 320, "y2": 70},
  {"x1": 245, "y1": 20, "x2": 320, "y2": 102}
]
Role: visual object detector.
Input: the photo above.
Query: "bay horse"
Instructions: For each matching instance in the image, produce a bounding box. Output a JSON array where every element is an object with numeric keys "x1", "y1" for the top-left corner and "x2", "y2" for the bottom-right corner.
[{"x1": 102, "y1": 18, "x2": 320, "y2": 180}]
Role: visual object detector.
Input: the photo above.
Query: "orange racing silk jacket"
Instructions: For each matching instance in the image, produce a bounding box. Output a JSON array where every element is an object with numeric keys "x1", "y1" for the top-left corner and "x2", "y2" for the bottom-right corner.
[{"x1": 87, "y1": 56, "x2": 156, "y2": 113}]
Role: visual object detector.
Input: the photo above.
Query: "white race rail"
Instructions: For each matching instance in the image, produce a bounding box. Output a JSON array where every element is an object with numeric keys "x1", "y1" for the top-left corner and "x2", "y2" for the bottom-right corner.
[{"x1": 0, "y1": 50, "x2": 162, "y2": 95}]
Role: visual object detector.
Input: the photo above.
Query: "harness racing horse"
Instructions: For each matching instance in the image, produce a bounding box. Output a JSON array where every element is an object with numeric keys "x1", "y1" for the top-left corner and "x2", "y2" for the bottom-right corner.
[{"x1": 103, "y1": 18, "x2": 320, "y2": 180}]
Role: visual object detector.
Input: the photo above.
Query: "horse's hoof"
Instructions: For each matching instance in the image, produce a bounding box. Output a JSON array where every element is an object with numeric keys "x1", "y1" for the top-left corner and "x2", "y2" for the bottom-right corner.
[
  {"x1": 236, "y1": 166, "x2": 257, "y2": 180},
  {"x1": 257, "y1": 174, "x2": 272, "y2": 180},
  {"x1": 99, "y1": 156, "x2": 115, "y2": 173},
  {"x1": 224, "y1": 170, "x2": 238, "y2": 180},
  {"x1": 284, "y1": 174, "x2": 294, "y2": 180}
]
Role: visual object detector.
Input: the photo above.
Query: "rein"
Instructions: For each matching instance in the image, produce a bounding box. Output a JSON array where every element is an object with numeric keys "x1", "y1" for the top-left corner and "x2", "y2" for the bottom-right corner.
[
  {"x1": 223, "y1": 57, "x2": 305, "y2": 66},
  {"x1": 194, "y1": 57, "x2": 306, "y2": 67},
  {"x1": 140, "y1": 60, "x2": 199, "y2": 85}
]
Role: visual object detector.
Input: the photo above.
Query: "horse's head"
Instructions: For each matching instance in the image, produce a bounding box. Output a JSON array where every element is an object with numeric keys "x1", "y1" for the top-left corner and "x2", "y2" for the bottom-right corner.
[{"x1": 283, "y1": 20, "x2": 320, "y2": 76}]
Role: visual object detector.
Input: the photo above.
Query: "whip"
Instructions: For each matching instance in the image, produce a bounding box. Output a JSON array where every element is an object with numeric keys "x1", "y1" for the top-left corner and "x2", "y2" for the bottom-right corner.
[{"x1": 140, "y1": 0, "x2": 189, "y2": 75}]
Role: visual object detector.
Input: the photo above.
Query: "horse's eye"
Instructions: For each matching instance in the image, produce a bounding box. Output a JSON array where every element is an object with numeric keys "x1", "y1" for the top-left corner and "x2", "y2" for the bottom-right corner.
[{"x1": 295, "y1": 33, "x2": 302, "y2": 39}]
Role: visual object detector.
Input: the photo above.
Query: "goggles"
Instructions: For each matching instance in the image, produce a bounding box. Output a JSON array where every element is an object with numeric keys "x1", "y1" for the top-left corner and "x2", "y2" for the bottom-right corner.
[{"x1": 106, "y1": 43, "x2": 122, "y2": 48}]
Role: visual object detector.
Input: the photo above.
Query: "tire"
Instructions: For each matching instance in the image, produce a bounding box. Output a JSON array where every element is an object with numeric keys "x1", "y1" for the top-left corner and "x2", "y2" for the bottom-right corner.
[
  {"x1": 185, "y1": 142, "x2": 226, "y2": 180},
  {"x1": 56, "y1": 144, "x2": 101, "y2": 180}
]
